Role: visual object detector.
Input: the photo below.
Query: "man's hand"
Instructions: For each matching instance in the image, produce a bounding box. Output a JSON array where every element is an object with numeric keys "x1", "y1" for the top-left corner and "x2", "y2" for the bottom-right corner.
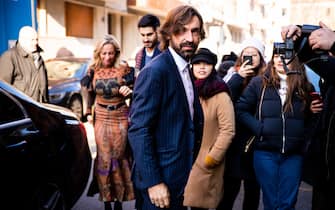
[
  {"x1": 281, "y1": 25, "x2": 302, "y2": 41},
  {"x1": 309, "y1": 21, "x2": 335, "y2": 51},
  {"x1": 148, "y1": 183, "x2": 170, "y2": 208},
  {"x1": 310, "y1": 99, "x2": 323, "y2": 114}
]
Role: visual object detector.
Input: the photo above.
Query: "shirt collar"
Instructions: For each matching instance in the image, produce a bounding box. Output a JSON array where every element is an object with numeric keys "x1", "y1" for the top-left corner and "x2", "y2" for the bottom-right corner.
[{"x1": 168, "y1": 46, "x2": 189, "y2": 72}]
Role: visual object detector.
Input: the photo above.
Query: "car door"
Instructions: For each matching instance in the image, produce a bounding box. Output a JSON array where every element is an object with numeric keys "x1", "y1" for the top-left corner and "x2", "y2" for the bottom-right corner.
[{"x1": 0, "y1": 88, "x2": 49, "y2": 207}]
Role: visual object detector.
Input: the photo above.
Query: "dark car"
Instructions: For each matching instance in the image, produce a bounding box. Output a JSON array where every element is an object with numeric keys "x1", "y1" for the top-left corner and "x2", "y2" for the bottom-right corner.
[
  {"x1": 46, "y1": 57, "x2": 91, "y2": 121},
  {"x1": 0, "y1": 80, "x2": 92, "y2": 209}
]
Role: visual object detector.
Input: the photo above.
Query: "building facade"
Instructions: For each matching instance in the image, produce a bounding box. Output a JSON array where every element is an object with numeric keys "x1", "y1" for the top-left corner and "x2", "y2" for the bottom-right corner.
[
  {"x1": 1, "y1": 0, "x2": 335, "y2": 65},
  {"x1": 36, "y1": 0, "x2": 185, "y2": 65},
  {"x1": 0, "y1": 0, "x2": 37, "y2": 54}
]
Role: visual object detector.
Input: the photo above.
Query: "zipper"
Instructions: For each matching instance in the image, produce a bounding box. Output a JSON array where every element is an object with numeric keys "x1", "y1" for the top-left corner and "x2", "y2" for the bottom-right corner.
[
  {"x1": 276, "y1": 88, "x2": 286, "y2": 153},
  {"x1": 281, "y1": 108, "x2": 286, "y2": 153}
]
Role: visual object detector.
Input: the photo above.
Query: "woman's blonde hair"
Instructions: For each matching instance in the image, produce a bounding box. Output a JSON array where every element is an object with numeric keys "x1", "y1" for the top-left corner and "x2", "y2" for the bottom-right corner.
[{"x1": 90, "y1": 34, "x2": 121, "y2": 70}]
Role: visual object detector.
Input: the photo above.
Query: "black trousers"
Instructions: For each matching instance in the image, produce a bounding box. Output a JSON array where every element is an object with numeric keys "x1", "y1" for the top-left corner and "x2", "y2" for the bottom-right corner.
[
  {"x1": 217, "y1": 176, "x2": 260, "y2": 210},
  {"x1": 312, "y1": 182, "x2": 335, "y2": 210}
]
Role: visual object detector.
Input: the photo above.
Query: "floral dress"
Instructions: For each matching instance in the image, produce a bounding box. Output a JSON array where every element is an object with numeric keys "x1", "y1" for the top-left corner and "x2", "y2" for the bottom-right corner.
[{"x1": 91, "y1": 67, "x2": 134, "y2": 202}]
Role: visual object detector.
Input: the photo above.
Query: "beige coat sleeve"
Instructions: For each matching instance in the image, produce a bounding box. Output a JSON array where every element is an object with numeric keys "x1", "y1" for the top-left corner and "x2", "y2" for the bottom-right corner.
[{"x1": 207, "y1": 92, "x2": 235, "y2": 162}]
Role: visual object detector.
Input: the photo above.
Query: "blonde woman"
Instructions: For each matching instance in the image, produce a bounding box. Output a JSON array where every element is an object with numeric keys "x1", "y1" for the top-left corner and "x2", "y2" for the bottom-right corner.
[{"x1": 83, "y1": 35, "x2": 134, "y2": 210}]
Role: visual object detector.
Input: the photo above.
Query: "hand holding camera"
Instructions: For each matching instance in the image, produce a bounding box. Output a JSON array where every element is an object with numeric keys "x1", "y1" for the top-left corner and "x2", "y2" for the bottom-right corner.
[
  {"x1": 280, "y1": 22, "x2": 332, "y2": 64},
  {"x1": 309, "y1": 21, "x2": 335, "y2": 51},
  {"x1": 281, "y1": 25, "x2": 302, "y2": 42}
]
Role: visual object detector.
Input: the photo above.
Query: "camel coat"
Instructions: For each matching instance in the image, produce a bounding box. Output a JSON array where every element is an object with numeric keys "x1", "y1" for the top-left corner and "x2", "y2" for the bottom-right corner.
[{"x1": 184, "y1": 92, "x2": 235, "y2": 208}]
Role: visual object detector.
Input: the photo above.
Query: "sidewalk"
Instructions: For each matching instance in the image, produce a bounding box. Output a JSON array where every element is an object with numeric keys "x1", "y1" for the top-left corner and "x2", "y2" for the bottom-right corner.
[{"x1": 233, "y1": 181, "x2": 312, "y2": 210}]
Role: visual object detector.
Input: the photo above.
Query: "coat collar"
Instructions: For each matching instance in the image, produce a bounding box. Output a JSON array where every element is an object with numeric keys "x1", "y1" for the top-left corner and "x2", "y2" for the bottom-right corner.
[{"x1": 15, "y1": 41, "x2": 44, "y2": 58}]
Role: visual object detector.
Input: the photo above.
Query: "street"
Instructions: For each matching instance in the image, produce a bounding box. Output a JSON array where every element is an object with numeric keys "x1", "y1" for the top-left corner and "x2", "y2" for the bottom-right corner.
[{"x1": 72, "y1": 123, "x2": 312, "y2": 210}]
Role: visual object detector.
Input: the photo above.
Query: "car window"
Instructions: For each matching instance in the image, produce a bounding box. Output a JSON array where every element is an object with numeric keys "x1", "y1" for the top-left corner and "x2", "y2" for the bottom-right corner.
[
  {"x1": 46, "y1": 60, "x2": 83, "y2": 80},
  {"x1": 0, "y1": 89, "x2": 26, "y2": 124}
]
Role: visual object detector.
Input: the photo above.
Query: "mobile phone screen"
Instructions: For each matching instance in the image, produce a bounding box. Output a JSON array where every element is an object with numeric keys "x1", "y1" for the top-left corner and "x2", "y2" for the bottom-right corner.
[{"x1": 243, "y1": 55, "x2": 253, "y2": 65}]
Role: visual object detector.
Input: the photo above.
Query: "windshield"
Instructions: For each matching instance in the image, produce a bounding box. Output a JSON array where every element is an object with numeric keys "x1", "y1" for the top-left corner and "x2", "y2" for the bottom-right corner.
[{"x1": 46, "y1": 60, "x2": 84, "y2": 80}]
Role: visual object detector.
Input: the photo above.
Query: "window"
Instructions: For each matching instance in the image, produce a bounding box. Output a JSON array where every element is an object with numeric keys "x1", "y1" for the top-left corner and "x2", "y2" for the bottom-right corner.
[
  {"x1": 260, "y1": 5, "x2": 265, "y2": 18},
  {"x1": 228, "y1": 25, "x2": 243, "y2": 43},
  {"x1": 282, "y1": 8, "x2": 287, "y2": 16},
  {"x1": 0, "y1": 90, "x2": 26, "y2": 124},
  {"x1": 327, "y1": 8, "x2": 331, "y2": 16},
  {"x1": 250, "y1": 0, "x2": 255, "y2": 10},
  {"x1": 108, "y1": 13, "x2": 113, "y2": 35},
  {"x1": 65, "y1": 2, "x2": 93, "y2": 38}
]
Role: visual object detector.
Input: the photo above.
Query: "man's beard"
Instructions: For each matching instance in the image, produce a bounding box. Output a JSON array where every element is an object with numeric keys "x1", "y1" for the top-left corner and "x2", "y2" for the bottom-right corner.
[
  {"x1": 144, "y1": 39, "x2": 158, "y2": 49},
  {"x1": 171, "y1": 41, "x2": 197, "y2": 61}
]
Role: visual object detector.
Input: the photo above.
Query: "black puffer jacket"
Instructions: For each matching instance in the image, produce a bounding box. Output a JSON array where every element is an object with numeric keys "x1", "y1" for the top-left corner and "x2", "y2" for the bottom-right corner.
[{"x1": 236, "y1": 75, "x2": 312, "y2": 154}]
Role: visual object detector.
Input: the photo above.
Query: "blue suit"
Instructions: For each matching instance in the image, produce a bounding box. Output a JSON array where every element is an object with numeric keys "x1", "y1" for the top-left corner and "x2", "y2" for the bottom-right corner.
[{"x1": 128, "y1": 49, "x2": 203, "y2": 209}]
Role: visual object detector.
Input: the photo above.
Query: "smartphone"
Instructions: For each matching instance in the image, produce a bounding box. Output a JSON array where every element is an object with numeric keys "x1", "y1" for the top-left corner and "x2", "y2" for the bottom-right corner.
[
  {"x1": 310, "y1": 92, "x2": 321, "y2": 101},
  {"x1": 243, "y1": 55, "x2": 253, "y2": 65}
]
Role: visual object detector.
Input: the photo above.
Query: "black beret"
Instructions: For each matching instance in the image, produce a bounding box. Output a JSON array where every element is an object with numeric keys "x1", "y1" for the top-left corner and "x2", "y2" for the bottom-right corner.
[{"x1": 191, "y1": 48, "x2": 218, "y2": 65}]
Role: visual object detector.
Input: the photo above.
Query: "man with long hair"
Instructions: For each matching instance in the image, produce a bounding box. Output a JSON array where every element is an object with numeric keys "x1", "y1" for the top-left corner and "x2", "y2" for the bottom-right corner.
[{"x1": 128, "y1": 5, "x2": 205, "y2": 210}]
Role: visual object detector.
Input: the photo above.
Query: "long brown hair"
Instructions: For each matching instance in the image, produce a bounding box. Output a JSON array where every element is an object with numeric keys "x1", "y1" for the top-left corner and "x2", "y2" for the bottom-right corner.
[
  {"x1": 263, "y1": 56, "x2": 312, "y2": 113},
  {"x1": 159, "y1": 5, "x2": 205, "y2": 51}
]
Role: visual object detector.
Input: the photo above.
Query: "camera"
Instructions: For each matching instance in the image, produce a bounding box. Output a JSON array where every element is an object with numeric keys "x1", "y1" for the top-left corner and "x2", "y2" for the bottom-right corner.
[
  {"x1": 293, "y1": 24, "x2": 327, "y2": 62},
  {"x1": 243, "y1": 55, "x2": 253, "y2": 65},
  {"x1": 273, "y1": 38, "x2": 294, "y2": 60},
  {"x1": 300, "y1": 24, "x2": 328, "y2": 58},
  {"x1": 301, "y1": 24, "x2": 321, "y2": 36},
  {"x1": 274, "y1": 24, "x2": 328, "y2": 63}
]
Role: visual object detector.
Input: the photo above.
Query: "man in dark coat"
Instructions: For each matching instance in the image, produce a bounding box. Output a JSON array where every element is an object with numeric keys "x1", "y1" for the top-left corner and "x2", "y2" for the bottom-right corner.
[
  {"x1": 0, "y1": 26, "x2": 48, "y2": 103},
  {"x1": 282, "y1": 21, "x2": 335, "y2": 210},
  {"x1": 128, "y1": 5, "x2": 205, "y2": 210}
]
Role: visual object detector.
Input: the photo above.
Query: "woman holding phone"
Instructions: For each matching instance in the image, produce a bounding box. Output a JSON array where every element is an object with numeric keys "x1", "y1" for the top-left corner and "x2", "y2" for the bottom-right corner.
[
  {"x1": 218, "y1": 38, "x2": 266, "y2": 210},
  {"x1": 235, "y1": 42, "x2": 314, "y2": 209}
]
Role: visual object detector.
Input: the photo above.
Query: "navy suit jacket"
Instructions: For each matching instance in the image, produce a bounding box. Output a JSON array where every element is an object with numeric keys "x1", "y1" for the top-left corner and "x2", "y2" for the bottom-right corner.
[{"x1": 128, "y1": 49, "x2": 203, "y2": 197}]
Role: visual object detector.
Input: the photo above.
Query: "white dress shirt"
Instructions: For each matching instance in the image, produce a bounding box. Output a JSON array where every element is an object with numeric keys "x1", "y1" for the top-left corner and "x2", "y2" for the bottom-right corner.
[{"x1": 169, "y1": 47, "x2": 194, "y2": 120}]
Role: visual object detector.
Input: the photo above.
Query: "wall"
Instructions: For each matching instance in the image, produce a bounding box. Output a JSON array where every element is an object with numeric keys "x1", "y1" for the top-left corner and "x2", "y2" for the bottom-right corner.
[
  {"x1": 0, "y1": 0, "x2": 36, "y2": 54},
  {"x1": 38, "y1": 0, "x2": 107, "y2": 59}
]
